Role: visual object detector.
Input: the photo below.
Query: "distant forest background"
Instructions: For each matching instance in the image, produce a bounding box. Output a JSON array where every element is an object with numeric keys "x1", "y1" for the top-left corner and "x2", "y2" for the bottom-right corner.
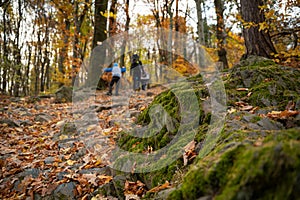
[{"x1": 0, "y1": 0, "x2": 299, "y2": 96}]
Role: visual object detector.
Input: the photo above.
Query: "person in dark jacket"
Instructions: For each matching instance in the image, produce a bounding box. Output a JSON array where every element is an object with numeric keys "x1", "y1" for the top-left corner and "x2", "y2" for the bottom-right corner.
[{"x1": 130, "y1": 54, "x2": 143, "y2": 91}]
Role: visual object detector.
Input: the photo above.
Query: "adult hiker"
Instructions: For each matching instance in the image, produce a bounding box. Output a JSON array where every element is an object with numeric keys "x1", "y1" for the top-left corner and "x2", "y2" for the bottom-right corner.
[{"x1": 130, "y1": 54, "x2": 144, "y2": 91}]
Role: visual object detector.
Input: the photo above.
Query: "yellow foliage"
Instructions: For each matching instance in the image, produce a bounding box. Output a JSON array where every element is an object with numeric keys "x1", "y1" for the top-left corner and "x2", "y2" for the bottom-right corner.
[
  {"x1": 172, "y1": 56, "x2": 199, "y2": 75},
  {"x1": 100, "y1": 11, "x2": 117, "y2": 19},
  {"x1": 203, "y1": 32, "x2": 245, "y2": 68}
]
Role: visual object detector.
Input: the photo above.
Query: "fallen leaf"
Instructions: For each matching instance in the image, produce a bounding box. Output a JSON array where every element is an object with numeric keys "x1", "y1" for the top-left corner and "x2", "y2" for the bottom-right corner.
[
  {"x1": 98, "y1": 175, "x2": 113, "y2": 184},
  {"x1": 254, "y1": 140, "x2": 263, "y2": 147},
  {"x1": 59, "y1": 135, "x2": 69, "y2": 140},
  {"x1": 240, "y1": 105, "x2": 254, "y2": 111},
  {"x1": 234, "y1": 101, "x2": 248, "y2": 107},
  {"x1": 279, "y1": 110, "x2": 299, "y2": 119},
  {"x1": 94, "y1": 158, "x2": 102, "y2": 166},
  {"x1": 66, "y1": 160, "x2": 76, "y2": 166},
  {"x1": 236, "y1": 88, "x2": 249, "y2": 91},
  {"x1": 124, "y1": 180, "x2": 146, "y2": 196},
  {"x1": 184, "y1": 140, "x2": 196, "y2": 152},
  {"x1": 183, "y1": 141, "x2": 196, "y2": 166},
  {"x1": 267, "y1": 110, "x2": 299, "y2": 119},
  {"x1": 42, "y1": 183, "x2": 58, "y2": 196},
  {"x1": 82, "y1": 173, "x2": 98, "y2": 186},
  {"x1": 247, "y1": 92, "x2": 253, "y2": 97},
  {"x1": 140, "y1": 106, "x2": 146, "y2": 111},
  {"x1": 249, "y1": 106, "x2": 259, "y2": 114},
  {"x1": 148, "y1": 181, "x2": 170, "y2": 193},
  {"x1": 228, "y1": 108, "x2": 237, "y2": 114},
  {"x1": 268, "y1": 111, "x2": 282, "y2": 115}
]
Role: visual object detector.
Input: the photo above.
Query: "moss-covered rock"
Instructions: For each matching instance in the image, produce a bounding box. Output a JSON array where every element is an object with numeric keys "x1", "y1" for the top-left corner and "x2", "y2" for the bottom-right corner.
[
  {"x1": 114, "y1": 56, "x2": 300, "y2": 199},
  {"x1": 168, "y1": 128, "x2": 300, "y2": 200},
  {"x1": 225, "y1": 56, "x2": 300, "y2": 109},
  {"x1": 166, "y1": 57, "x2": 300, "y2": 199}
]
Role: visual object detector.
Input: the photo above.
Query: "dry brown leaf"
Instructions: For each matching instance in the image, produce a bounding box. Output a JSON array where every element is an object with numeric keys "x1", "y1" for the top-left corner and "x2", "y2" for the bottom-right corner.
[
  {"x1": 240, "y1": 105, "x2": 254, "y2": 111},
  {"x1": 234, "y1": 101, "x2": 248, "y2": 107},
  {"x1": 98, "y1": 175, "x2": 113, "y2": 184},
  {"x1": 82, "y1": 173, "x2": 98, "y2": 186},
  {"x1": 267, "y1": 110, "x2": 299, "y2": 119},
  {"x1": 124, "y1": 180, "x2": 146, "y2": 196},
  {"x1": 148, "y1": 181, "x2": 171, "y2": 193},
  {"x1": 249, "y1": 106, "x2": 259, "y2": 114},
  {"x1": 41, "y1": 183, "x2": 58, "y2": 196}
]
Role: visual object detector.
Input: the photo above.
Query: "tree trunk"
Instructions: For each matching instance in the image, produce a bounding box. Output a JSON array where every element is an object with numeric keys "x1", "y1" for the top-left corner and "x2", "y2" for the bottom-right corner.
[
  {"x1": 240, "y1": 0, "x2": 277, "y2": 58},
  {"x1": 58, "y1": 19, "x2": 70, "y2": 86},
  {"x1": 87, "y1": 0, "x2": 108, "y2": 87},
  {"x1": 24, "y1": 45, "x2": 32, "y2": 96},
  {"x1": 13, "y1": 0, "x2": 23, "y2": 96},
  {"x1": 107, "y1": 0, "x2": 117, "y2": 60},
  {"x1": 92, "y1": 0, "x2": 108, "y2": 49},
  {"x1": 214, "y1": 0, "x2": 229, "y2": 69},
  {"x1": 72, "y1": 0, "x2": 89, "y2": 86},
  {"x1": 2, "y1": 2, "x2": 8, "y2": 93},
  {"x1": 195, "y1": 0, "x2": 205, "y2": 45},
  {"x1": 120, "y1": 0, "x2": 130, "y2": 68},
  {"x1": 167, "y1": 0, "x2": 175, "y2": 65}
]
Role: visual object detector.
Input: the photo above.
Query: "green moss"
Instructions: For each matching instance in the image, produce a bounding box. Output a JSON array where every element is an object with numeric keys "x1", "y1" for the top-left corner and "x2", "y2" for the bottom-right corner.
[
  {"x1": 168, "y1": 129, "x2": 300, "y2": 200},
  {"x1": 116, "y1": 56, "x2": 300, "y2": 199},
  {"x1": 250, "y1": 115, "x2": 262, "y2": 123},
  {"x1": 224, "y1": 61, "x2": 300, "y2": 109}
]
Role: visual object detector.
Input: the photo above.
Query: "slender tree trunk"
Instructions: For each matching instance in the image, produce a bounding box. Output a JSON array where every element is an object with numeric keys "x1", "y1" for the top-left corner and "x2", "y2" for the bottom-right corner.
[
  {"x1": 107, "y1": 0, "x2": 117, "y2": 60},
  {"x1": 167, "y1": 0, "x2": 175, "y2": 65},
  {"x1": 240, "y1": 0, "x2": 277, "y2": 58},
  {"x1": 195, "y1": 0, "x2": 205, "y2": 45},
  {"x1": 120, "y1": 0, "x2": 130, "y2": 68},
  {"x1": 24, "y1": 45, "x2": 31, "y2": 95},
  {"x1": 214, "y1": 0, "x2": 229, "y2": 69},
  {"x1": 2, "y1": 3, "x2": 8, "y2": 93},
  {"x1": 58, "y1": 20, "x2": 70, "y2": 86},
  {"x1": 12, "y1": 0, "x2": 23, "y2": 96},
  {"x1": 72, "y1": 0, "x2": 89, "y2": 86}
]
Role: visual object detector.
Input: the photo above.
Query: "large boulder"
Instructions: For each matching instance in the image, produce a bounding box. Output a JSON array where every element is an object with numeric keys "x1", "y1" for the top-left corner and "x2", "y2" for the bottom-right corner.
[{"x1": 115, "y1": 56, "x2": 300, "y2": 200}]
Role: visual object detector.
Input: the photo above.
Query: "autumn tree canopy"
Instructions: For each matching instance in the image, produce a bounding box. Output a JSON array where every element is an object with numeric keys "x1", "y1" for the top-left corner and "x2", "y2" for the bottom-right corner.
[{"x1": 0, "y1": 0, "x2": 299, "y2": 96}]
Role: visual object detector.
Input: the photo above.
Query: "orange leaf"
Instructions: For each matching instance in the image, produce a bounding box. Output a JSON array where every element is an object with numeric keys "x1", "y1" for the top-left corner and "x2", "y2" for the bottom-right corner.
[{"x1": 148, "y1": 181, "x2": 170, "y2": 193}]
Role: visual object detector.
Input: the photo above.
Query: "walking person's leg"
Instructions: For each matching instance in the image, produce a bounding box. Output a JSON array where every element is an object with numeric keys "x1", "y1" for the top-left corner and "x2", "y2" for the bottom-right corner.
[
  {"x1": 115, "y1": 77, "x2": 120, "y2": 95},
  {"x1": 133, "y1": 76, "x2": 137, "y2": 90},
  {"x1": 107, "y1": 77, "x2": 117, "y2": 95}
]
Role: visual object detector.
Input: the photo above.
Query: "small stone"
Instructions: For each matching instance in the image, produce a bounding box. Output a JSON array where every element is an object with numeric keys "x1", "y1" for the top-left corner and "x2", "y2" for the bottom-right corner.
[
  {"x1": 44, "y1": 157, "x2": 55, "y2": 164},
  {"x1": 257, "y1": 118, "x2": 283, "y2": 130},
  {"x1": 53, "y1": 182, "x2": 76, "y2": 199},
  {"x1": 35, "y1": 113, "x2": 53, "y2": 123},
  {"x1": 242, "y1": 114, "x2": 255, "y2": 123},
  {"x1": 0, "y1": 118, "x2": 20, "y2": 127}
]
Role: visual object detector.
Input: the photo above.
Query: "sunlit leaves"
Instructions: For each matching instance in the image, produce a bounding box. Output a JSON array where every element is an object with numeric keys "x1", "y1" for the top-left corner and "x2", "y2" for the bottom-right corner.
[{"x1": 100, "y1": 10, "x2": 117, "y2": 19}]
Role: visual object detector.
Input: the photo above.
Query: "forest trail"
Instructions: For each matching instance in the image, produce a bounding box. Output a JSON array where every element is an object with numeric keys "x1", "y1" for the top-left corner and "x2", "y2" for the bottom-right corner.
[{"x1": 0, "y1": 86, "x2": 165, "y2": 199}]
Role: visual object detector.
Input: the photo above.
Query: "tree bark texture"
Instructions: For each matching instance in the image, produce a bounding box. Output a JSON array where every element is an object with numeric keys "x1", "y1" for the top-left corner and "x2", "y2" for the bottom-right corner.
[
  {"x1": 214, "y1": 0, "x2": 229, "y2": 69},
  {"x1": 240, "y1": 0, "x2": 277, "y2": 58}
]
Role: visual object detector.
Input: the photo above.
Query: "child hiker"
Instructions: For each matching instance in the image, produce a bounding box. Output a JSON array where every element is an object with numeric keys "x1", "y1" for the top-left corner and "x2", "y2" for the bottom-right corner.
[{"x1": 107, "y1": 63, "x2": 122, "y2": 96}]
